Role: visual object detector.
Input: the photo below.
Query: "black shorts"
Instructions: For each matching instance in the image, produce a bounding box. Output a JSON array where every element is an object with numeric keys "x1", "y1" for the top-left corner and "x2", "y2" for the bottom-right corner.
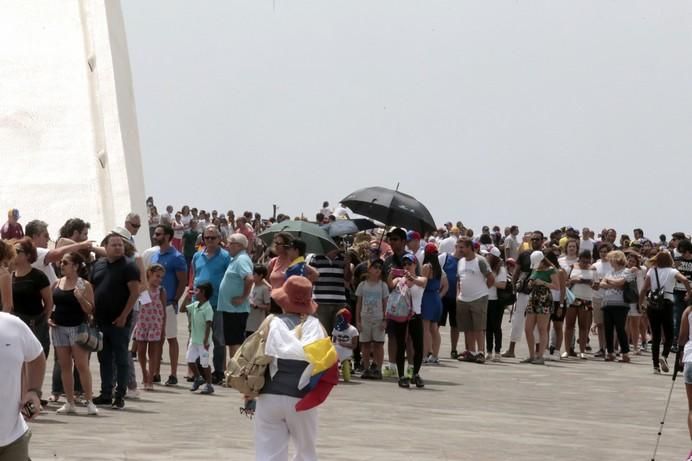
[
  {"x1": 438, "y1": 297, "x2": 458, "y2": 328},
  {"x1": 550, "y1": 301, "x2": 565, "y2": 322},
  {"x1": 222, "y1": 312, "x2": 249, "y2": 346}
]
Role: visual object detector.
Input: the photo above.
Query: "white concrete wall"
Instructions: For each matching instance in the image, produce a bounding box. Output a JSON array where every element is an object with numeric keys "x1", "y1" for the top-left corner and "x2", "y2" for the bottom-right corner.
[{"x1": 0, "y1": 0, "x2": 148, "y2": 250}]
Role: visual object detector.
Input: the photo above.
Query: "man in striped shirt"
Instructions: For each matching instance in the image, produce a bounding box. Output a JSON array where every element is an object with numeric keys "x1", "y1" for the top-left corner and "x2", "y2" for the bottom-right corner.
[{"x1": 308, "y1": 249, "x2": 352, "y2": 333}]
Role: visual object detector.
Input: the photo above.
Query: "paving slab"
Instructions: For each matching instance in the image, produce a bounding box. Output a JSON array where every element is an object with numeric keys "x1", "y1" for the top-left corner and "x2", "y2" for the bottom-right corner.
[{"x1": 28, "y1": 317, "x2": 691, "y2": 460}]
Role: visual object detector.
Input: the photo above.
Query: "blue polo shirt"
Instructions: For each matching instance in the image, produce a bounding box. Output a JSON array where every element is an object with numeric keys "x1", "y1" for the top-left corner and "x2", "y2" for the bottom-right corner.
[
  {"x1": 151, "y1": 246, "x2": 187, "y2": 306},
  {"x1": 192, "y1": 248, "x2": 231, "y2": 309},
  {"x1": 217, "y1": 251, "x2": 254, "y2": 314}
]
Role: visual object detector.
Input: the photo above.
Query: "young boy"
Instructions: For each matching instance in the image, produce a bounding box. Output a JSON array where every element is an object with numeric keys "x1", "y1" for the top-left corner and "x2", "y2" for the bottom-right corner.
[
  {"x1": 332, "y1": 308, "x2": 359, "y2": 381},
  {"x1": 246, "y1": 265, "x2": 271, "y2": 336},
  {"x1": 185, "y1": 282, "x2": 215, "y2": 394}
]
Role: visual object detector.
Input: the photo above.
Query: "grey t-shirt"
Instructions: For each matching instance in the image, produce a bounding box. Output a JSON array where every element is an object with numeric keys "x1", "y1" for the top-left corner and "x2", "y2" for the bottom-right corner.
[{"x1": 355, "y1": 280, "x2": 389, "y2": 320}]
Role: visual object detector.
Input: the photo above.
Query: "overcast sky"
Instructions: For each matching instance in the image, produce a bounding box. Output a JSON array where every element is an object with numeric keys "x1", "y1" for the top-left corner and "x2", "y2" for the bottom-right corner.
[{"x1": 121, "y1": 1, "x2": 692, "y2": 237}]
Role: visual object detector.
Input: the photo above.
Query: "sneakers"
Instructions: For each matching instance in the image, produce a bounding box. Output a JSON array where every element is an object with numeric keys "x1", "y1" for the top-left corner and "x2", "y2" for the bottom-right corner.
[
  {"x1": 660, "y1": 357, "x2": 670, "y2": 373},
  {"x1": 382, "y1": 364, "x2": 396, "y2": 378},
  {"x1": 190, "y1": 376, "x2": 205, "y2": 392},
  {"x1": 579, "y1": 353, "x2": 587, "y2": 360},
  {"x1": 594, "y1": 349, "x2": 605, "y2": 358},
  {"x1": 200, "y1": 384, "x2": 215, "y2": 394},
  {"x1": 406, "y1": 365, "x2": 414, "y2": 379},
  {"x1": 653, "y1": 367, "x2": 661, "y2": 375},
  {"x1": 92, "y1": 394, "x2": 112, "y2": 406},
  {"x1": 125, "y1": 389, "x2": 141, "y2": 400},
  {"x1": 370, "y1": 369, "x2": 383, "y2": 380},
  {"x1": 56, "y1": 401, "x2": 77, "y2": 415},
  {"x1": 398, "y1": 377, "x2": 410, "y2": 388},
  {"x1": 111, "y1": 397, "x2": 125, "y2": 410},
  {"x1": 500, "y1": 350, "x2": 516, "y2": 358},
  {"x1": 520, "y1": 357, "x2": 534, "y2": 364},
  {"x1": 475, "y1": 352, "x2": 486, "y2": 364},
  {"x1": 531, "y1": 357, "x2": 545, "y2": 365},
  {"x1": 361, "y1": 368, "x2": 373, "y2": 379},
  {"x1": 86, "y1": 401, "x2": 99, "y2": 416},
  {"x1": 412, "y1": 374, "x2": 425, "y2": 388},
  {"x1": 450, "y1": 350, "x2": 459, "y2": 360},
  {"x1": 153, "y1": 374, "x2": 161, "y2": 384},
  {"x1": 491, "y1": 353, "x2": 501, "y2": 363},
  {"x1": 165, "y1": 375, "x2": 178, "y2": 386}
]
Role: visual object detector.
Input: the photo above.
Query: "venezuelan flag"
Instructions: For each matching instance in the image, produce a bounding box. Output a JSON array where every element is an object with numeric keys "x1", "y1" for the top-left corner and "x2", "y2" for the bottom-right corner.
[{"x1": 295, "y1": 337, "x2": 338, "y2": 412}]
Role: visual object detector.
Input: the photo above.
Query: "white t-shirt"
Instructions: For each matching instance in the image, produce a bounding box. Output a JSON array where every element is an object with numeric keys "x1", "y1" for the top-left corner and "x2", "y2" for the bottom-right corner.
[
  {"x1": 332, "y1": 324, "x2": 359, "y2": 361},
  {"x1": 488, "y1": 266, "x2": 508, "y2": 301},
  {"x1": 504, "y1": 235, "x2": 520, "y2": 260},
  {"x1": 0, "y1": 312, "x2": 43, "y2": 446},
  {"x1": 591, "y1": 260, "x2": 612, "y2": 300},
  {"x1": 32, "y1": 247, "x2": 57, "y2": 285},
  {"x1": 410, "y1": 283, "x2": 424, "y2": 315},
  {"x1": 569, "y1": 266, "x2": 595, "y2": 301},
  {"x1": 579, "y1": 238, "x2": 595, "y2": 254},
  {"x1": 173, "y1": 221, "x2": 184, "y2": 240},
  {"x1": 180, "y1": 214, "x2": 192, "y2": 231},
  {"x1": 457, "y1": 256, "x2": 491, "y2": 302},
  {"x1": 438, "y1": 236, "x2": 458, "y2": 255},
  {"x1": 647, "y1": 267, "x2": 680, "y2": 302}
]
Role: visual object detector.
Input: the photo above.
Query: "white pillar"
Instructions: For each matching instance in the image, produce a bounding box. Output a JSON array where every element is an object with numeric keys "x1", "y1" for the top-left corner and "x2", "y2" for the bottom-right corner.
[{"x1": 0, "y1": 0, "x2": 148, "y2": 250}]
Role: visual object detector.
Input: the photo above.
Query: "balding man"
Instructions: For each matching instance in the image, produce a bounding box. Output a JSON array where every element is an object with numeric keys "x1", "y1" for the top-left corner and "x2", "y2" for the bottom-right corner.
[{"x1": 217, "y1": 233, "x2": 254, "y2": 357}]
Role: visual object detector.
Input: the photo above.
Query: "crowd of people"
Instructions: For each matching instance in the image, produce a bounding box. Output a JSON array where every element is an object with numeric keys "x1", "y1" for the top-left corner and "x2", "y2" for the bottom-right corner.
[{"x1": 3, "y1": 198, "x2": 692, "y2": 460}]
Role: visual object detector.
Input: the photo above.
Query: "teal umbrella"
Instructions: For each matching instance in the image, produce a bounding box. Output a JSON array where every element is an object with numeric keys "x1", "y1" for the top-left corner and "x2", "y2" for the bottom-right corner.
[{"x1": 258, "y1": 221, "x2": 339, "y2": 255}]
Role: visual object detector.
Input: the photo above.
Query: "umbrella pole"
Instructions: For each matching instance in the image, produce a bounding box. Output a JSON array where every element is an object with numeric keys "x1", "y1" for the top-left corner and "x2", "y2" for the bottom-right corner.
[{"x1": 377, "y1": 181, "x2": 400, "y2": 250}]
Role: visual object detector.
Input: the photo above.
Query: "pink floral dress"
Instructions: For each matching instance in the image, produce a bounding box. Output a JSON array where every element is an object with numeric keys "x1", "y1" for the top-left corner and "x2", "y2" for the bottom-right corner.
[{"x1": 134, "y1": 287, "x2": 165, "y2": 342}]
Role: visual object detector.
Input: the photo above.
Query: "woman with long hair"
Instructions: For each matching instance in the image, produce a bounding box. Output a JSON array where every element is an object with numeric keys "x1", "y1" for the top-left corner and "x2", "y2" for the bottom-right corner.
[
  {"x1": 640, "y1": 251, "x2": 692, "y2": 373},
  {"x1": 625, "y1": 251, "x2": 646, "y2": 355},
  {"x1": 50, "y1": 252, "x2": 98, "y2": 415},
  {"x1": 599, "y1": 250, "x2": 632, "y2": 363},
  {"x1": 11, "y1": 237, "x2": 53, "y2": 357},
  {"x1": 564, "y1": 250, "x2": 594, "y2": 359},
  {"x1": 267, "y1": 232, "x2": 295, "y2": 314},
  {"x1": 523, "y1": 251, "x2": 559, "y2": 365},
  {"x1": 421, "y1": 243, "x2": 446, "y2": 364},
  {"x1": 485, "y1": 247, "x2": 507, "y2": 362}
]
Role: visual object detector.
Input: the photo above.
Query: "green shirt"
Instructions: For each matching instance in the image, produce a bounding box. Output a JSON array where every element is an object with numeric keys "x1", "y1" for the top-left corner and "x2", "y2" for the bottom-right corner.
[
  {"x1": 183, "y1": 230, "x2": 200, "y2": 258},
  {"x1": 187, "y1": 300, "x2": 213, "y2": 345},
  {"x1": 530, "y1": 268, "x2": 555, "y2": 283}
]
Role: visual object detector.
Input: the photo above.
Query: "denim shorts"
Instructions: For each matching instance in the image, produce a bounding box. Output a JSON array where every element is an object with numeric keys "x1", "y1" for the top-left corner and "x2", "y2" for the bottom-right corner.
[
  {"x1": 684, "y1": 362, "x2": 692, "y2": 385},
  {"x1": 50, "y1": 325, "x2": 82, "y2": 348}
]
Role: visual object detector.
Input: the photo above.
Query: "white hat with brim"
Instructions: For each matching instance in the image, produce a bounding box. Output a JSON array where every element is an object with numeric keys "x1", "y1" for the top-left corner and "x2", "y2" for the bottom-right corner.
[{"x1": 530, "y1": 251, "x2": 545, "y2": 269}]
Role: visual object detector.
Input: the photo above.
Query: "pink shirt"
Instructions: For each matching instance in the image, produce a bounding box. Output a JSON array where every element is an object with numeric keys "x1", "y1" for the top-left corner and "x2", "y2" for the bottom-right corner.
[{"x1": 268, "y1": 256, "x2": 291, "y2": 289}]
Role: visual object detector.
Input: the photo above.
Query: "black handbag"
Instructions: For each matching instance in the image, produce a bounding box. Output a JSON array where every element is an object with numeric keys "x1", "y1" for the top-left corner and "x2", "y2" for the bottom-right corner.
[{"x1": 497, "y1": 277, "x2": 516, "y2": 306}]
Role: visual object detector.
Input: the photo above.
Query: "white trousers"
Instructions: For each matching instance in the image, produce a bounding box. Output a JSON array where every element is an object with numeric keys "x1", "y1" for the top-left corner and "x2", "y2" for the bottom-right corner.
[
  {"x1": 255, "y1": 394, "x2": 318, "y2": 461},
  {"x1": 510, "y1": 293, "x2": 529, "y2": 342}
]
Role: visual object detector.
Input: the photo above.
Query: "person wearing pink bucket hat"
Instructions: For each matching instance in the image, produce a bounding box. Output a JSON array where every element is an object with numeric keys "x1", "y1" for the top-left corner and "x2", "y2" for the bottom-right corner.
[{"x1": 253, "y1": 275, "x2": 337, "y2": 461}]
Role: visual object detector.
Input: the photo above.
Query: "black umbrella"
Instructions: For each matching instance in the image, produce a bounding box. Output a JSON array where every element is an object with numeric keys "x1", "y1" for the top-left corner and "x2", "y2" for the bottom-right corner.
[{"x1": 340, "y1": 186, "x2": 436, "y2": 233}]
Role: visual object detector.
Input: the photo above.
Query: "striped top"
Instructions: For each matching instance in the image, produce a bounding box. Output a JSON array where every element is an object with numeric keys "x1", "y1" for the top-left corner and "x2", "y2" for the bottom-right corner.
[{"x1": 308, "y1": 254, "x2": 347, "y2": 303}]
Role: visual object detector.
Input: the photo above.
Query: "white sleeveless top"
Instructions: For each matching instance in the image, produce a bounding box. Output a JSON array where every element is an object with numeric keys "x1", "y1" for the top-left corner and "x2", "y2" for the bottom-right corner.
[{"x1": 684, "y1": 310, "x2": 692, "y2": 363}]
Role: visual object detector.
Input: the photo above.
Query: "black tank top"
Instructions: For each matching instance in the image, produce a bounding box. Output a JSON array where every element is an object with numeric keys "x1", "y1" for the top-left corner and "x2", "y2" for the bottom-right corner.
[{"x1": 52, "y1": 286, "x2": 86, "y2": 327}]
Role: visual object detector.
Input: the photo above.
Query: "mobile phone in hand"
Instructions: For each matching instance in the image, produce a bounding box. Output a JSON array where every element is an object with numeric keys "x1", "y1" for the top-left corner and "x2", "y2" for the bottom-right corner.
[
  {"x1": 21, "y1": 401, "x2": 36, "y2": 419},
  {"x1": 391, "y1": 268, "x2": 405, "y2": 278}
]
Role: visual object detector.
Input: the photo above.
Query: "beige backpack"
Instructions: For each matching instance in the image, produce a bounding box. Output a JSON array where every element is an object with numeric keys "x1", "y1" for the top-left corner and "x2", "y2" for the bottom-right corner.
[{"x1": 225, "y1": 315, "x2": 274, "y2": 397}]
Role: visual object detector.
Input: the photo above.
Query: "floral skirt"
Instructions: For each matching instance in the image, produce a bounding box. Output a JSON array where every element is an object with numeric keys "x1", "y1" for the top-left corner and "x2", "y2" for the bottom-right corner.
[{"x1": 527, "y1": 285, "x2": 553, "y2": 315}]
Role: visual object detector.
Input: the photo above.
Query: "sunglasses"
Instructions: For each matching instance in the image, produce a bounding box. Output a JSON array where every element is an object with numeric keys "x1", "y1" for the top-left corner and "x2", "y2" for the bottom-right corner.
[{"x1": 204, "y1": 236, "x2": 218, "y2": 240}]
